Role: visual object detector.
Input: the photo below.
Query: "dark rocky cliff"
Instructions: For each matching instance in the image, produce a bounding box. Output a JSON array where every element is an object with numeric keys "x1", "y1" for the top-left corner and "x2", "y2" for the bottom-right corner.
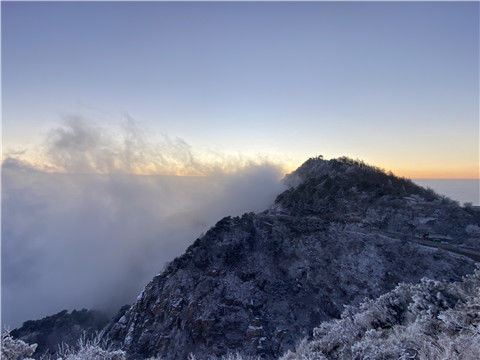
[{"x1": 107, "y1": 157, "x2": 479, "y2": 359}]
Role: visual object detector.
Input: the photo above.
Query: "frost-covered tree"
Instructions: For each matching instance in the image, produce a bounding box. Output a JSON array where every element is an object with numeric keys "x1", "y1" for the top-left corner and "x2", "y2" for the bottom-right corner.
[
  {"x1": 55, "y1": 333, "x2": 125, "y2": 360},
  {"x1": 1, "y1": 331, "x2": 126, "y2": 360},
  {"x1": 1, "y1": 331, "x2": 37, "y2": 360},
  {"x1": 281, "y1": 265, "x2": 480, "y2": 360}
]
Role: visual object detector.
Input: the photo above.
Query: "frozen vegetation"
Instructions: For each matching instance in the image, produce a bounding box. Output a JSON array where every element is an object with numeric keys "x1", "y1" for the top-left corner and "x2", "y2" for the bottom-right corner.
[
  {"x1": 1, "y1": 332, "x2": 37, "y2": 360},
  {"x1": 4, "y1": 266, "x2": 480, "y2": 359},
  {"x1": 2, "y1": 331, "x2": 125, "y2": 360},
  {"x1": 4, "y1": 157, "x2": 479, "y2": 360},
  {"x1": 282, "y1": 265, "x2": 480, "y2": 360},
  {"x1": 8, "y1": 309, "x2": 110, "y2": 357}
]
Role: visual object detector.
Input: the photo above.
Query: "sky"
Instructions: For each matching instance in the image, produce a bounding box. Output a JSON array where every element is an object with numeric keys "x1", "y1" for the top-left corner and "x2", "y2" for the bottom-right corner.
[
  {"x1": 2, "y1": 1, "x2": 479, "y2": 178},
  {"x1": 2, "y1": 2, "x2": 480, "y2": 328}
]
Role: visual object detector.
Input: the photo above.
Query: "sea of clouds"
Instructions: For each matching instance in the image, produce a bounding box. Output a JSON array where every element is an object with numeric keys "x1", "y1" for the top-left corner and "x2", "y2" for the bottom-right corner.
[{"x1": 2, "y1": 118, "x2": 285, "y2": 328}]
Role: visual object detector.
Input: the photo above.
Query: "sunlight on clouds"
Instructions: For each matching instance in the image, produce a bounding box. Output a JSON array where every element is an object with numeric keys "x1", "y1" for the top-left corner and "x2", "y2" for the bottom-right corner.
[
  {"x1": 3, "y1": 116, "x2": 478, "y2": 180},
  {"x1": 3, "y1": 116, "x2": 290, "y2": 177}
]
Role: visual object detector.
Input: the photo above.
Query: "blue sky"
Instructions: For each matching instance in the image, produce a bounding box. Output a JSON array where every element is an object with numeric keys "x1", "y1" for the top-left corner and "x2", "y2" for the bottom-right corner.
[{"x1": 2, "y1": 1, "x2": 479, "y2": 177}]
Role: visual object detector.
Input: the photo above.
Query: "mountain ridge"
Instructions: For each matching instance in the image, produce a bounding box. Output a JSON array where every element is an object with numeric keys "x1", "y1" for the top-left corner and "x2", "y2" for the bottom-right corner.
[
  {"x1": 105, "y1": 157, "x2": 479, "y2": 359},
  {"x1": 8, "y1": 157, "x2": 480, "y2": 359}
]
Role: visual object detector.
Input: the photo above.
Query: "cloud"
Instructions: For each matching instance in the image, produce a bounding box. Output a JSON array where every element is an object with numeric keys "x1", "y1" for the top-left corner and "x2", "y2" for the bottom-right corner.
[
  {"x1": 38, "y1": 115, "x2": 197, "y2": 174},
  {"x1": 3, "y1": 115, "x2": 269, "y2": 176},
  {"x1": 2, "y1": 117, "x2": 285, "y2": 328}
]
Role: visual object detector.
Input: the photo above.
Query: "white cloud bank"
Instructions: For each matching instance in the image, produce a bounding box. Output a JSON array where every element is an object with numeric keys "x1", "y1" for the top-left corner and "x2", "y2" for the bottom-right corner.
[{"x1": 2, "y1": 118, "x2": 285, "y2": 328}]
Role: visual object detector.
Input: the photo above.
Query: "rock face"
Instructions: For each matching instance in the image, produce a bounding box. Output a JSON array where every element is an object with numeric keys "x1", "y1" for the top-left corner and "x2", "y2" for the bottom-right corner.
[
  {"x1": 11, "y1": 309, "x2": 109, "y2": 358},
  {"x1": 107, "y1": 157, "x2": 479, "y2": 359}
]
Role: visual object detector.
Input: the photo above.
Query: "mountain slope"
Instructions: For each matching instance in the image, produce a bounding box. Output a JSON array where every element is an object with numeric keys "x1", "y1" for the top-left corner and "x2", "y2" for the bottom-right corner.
[
  {"x1": 281, "y1": 266, "x2": 480, "y2": 360},
  {"x1": 10, "y1": 309, "x2": 109, "y2": 358},
  {"x1": 107, "y1": 157, "x2": 479, "y2": 359}
]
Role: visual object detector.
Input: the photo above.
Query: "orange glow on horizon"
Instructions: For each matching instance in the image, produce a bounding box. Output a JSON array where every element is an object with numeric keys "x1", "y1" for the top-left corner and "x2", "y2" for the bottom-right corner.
[{"x1": 3, "y1": 154, "x2": 479, "y2": 180}]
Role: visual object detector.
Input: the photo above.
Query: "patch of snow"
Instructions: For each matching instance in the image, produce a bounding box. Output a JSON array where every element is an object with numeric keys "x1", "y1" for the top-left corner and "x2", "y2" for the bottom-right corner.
[{"x1": 417, "y1": 217, "x2": 436, "y2": 224}]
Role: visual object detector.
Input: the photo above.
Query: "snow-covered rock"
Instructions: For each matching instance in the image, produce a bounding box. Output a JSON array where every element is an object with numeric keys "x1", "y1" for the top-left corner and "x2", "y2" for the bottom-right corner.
[{"x1": 106, "y1": 157, "x2": 479, "y2": 360}]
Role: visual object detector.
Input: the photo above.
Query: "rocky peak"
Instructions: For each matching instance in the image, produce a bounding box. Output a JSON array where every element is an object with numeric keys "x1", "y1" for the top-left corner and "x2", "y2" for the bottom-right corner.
[
  {"x1": 273, "y1": 157, "x2": 479, "y2": 246},
  {"x1": 11, "y1": 158, "x2": 479, "y2": 360},
  {"x1": 276, "y1": 156, "x2": 440, "y2": 213},
  {"x1": 106, "y1": 158, "x2": 479, "y2": 360}
]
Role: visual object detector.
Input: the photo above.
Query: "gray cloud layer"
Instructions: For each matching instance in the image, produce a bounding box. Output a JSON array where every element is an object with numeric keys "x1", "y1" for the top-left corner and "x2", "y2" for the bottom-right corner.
[{"x1": 2, "y1": 118, "x2": 285, "y2": 328}]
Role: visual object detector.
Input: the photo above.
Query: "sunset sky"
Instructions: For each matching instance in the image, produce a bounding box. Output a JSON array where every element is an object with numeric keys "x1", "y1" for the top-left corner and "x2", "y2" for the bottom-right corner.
[
  {"x1": 2, "y1": 1, "x2": 480, "y2": 329},
  {"x1": 2, "y1": 1, "x2": 479, "y2": 178}
]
